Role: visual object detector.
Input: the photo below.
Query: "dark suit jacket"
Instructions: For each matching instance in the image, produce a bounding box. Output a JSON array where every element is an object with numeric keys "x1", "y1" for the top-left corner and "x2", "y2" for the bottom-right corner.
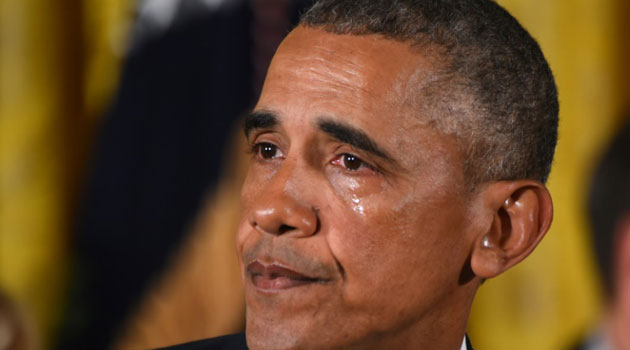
[
  {"x1": 159, "y1": 333, "x2": 247, "y2": 350},
  {"x1": 160, "y1": 332, "x2": 474, "y2": 350}
]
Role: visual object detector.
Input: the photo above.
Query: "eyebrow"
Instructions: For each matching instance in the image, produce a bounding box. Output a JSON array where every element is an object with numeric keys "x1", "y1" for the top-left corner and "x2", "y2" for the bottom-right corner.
[
  {"x1": 317, "y1": 118, "x2": 397, "y2": 165},
  {"x1": 244, "y1": 110, "x2": 398, "y2": 167},
  {"x1": 244, "y1": 110, "x2": 279, "y2": 138}
]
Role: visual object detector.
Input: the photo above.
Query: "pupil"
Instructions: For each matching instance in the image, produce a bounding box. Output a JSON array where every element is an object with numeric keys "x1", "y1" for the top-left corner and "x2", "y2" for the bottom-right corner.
[
  {"x1": 261, "y1": 144, "x2": 275, "y2": 159},
  {"x1": 344, "y1": 154, "x2": 361, "y2": 170}
]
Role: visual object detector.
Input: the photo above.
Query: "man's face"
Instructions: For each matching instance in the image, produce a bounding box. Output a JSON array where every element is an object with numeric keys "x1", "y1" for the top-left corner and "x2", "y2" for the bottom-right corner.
[{"x1": 237, "y1": 27, "x2": 483, "y2": 350}]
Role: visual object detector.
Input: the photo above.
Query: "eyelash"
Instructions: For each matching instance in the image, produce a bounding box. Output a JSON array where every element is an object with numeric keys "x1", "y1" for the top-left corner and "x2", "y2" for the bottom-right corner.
[
  {"x1": 330, "y1": 153, "x2": 376, "y2": 172},
  {"x1": 248, "y1": 142, "x2": 284, "y2": 160},
  {"x1": 248, "y1": 141, "x2": 379, "y2": 174}
]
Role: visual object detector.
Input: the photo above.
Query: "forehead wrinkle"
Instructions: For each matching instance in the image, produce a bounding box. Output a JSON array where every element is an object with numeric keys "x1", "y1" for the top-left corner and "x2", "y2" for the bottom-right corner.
[
  {"x1": 273, "y1": 29, "x2": 443, "y2": 119},
  {"x1": 282, "y1": 51, "x2": 372, "y2": 95},
  {"x1": 286, "y1": 31, "x2": 379, "y2": 72},
  {"x1": 267, "y1": 58, "x2": 378, "y2": 118}
]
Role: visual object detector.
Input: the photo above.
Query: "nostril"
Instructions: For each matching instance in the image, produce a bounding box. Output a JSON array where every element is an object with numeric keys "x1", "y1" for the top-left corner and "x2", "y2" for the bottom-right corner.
[
  {"x1": 250, "y1": 200, "x2": 318, "y2": 237},
  {"x1": 278, "y1": 224, "x2": 296, "y2": 234}
]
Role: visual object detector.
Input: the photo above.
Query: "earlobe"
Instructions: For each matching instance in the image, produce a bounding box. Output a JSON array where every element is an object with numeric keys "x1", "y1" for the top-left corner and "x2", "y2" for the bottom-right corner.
[
  {"x1": 470, "y1": 211, "x2": 506, "y2": 278},
  {"x1": 471, "y1": 235, "x2": 505, "y2": 278},
  {"x1": 471, "y1": 180, "x2": 553, "y2": 279}
]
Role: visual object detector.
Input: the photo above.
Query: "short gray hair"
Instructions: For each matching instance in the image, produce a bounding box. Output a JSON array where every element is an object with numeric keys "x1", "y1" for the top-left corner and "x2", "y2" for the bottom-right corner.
[{"x1": 301, "y1": 0, "x2": 559, "y2": 186}]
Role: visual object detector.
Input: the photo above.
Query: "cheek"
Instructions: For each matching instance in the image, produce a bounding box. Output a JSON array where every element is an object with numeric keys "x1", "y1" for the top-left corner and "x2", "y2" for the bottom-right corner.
[
  {"x1": 234, "y1": 215, "x2": 250, "y2": 277},
  {"x1": 240, "y1": 163, "x2": 275, "y2": 210},
  {"x1": 326, "y1": 171, "x2": 384, "y2": 218},
  {"x1": 323, "y1": 176, "x2": 389, "y2": 274},
  {"x1": 236, "y1": 170, "x2": 265, "y2": 259},
  {"x1": 325, "y1": 200, "x2": 415, "y2": 292},
  {"x1": 239, "y1": 170, "x2": 258, "y2": 210},
  {"x1": 326, "y1": 189, "x2": 469, "y2": 305}
]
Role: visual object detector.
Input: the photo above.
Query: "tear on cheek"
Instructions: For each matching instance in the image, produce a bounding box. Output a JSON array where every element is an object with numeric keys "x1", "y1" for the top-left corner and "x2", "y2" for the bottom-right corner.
[{"x1": 351, "y1": 196, "x2": 366, "y2": 215}]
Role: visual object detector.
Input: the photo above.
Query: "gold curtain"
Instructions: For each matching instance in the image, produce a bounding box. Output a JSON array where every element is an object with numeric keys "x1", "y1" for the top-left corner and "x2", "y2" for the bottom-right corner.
[
  {"x1": 469, "y1": 0, "x2": 629, "y2": 348},
  {"x1": 1, "y1": 0, "x2": 628, "y2": 349},
  {"x1": 0, "y1": 0, "x2": 132, "y2": 347}
]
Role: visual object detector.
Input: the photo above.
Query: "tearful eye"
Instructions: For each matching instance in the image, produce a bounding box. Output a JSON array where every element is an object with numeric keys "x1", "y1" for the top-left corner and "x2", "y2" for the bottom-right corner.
[
  {"x1": 342, "y1": 154, "x2": 363, "y2": 171},
  {"x1": 332, "y1": 153, "x2": 369, "y2": 171},
  {"x1": 254, "y1": 142, "x2": 282, "y2": 159}
]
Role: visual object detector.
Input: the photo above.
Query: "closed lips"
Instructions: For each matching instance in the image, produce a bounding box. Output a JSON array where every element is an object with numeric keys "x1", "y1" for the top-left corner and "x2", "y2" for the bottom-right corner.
[{"x1": 247, "y1": 260, "x2": 324, "y2": 291}]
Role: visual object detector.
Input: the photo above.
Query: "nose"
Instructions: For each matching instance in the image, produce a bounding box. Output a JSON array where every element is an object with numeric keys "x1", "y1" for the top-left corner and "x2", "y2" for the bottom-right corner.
[
  {"x1": 252, "y1": 199, "x2": 318, "y2": 237},
  {"x1": 249, "y1": 164, "x2": 319, "y2": 238}
]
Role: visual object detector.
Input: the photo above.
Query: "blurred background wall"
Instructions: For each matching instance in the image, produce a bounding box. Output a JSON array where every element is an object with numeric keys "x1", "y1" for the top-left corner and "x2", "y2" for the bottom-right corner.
[
  {"x1": 0, "y1": 0, "x2": 628, "y2": 349},
  {"x1": 0, "y1": 0, "x2": 133, "y2": 348},
  {"x1": 468, "y1": 0, "x2": 629, "y2": 349}
]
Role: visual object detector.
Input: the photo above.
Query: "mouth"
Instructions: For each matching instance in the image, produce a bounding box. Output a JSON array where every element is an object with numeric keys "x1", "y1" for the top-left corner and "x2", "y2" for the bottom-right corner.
[{"x1": 247, "y1": 260, "x2": 326, "y2": 292}]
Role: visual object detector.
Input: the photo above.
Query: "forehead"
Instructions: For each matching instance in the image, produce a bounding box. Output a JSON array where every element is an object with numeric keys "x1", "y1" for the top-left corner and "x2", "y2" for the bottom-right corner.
[
  {"x1": 262, "y1": 27, "x2": 437, "y2": 119},
  {"x1": 258, "y1": 27, "x2": 461, "y2": 167}
]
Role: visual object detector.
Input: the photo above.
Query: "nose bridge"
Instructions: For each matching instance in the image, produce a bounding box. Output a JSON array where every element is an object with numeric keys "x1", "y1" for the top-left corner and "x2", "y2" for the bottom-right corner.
[
  {"x1": 251, "y1": 156, "x2": 319, "y2": 237},
  {"x1": 279, "y1": 156, "x2": 315, "y2": 199},
  {"x1": 266, "y1": 154, "x2": 311, "y2": 201}
]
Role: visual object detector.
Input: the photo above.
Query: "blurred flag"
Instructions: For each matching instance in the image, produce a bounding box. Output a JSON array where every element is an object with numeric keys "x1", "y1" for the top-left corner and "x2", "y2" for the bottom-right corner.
[
  {"x1": 469, "y1": 0, "x2": 629, "y2": 349},
  {"x1": 0, "y1": 0, "x2": 133, "y2": 347}
]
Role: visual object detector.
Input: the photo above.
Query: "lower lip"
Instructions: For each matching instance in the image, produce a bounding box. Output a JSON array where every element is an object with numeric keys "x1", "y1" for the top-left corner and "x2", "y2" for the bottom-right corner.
[{"x1": 250, "y1": 274, "x2": 319, "y2": 293}]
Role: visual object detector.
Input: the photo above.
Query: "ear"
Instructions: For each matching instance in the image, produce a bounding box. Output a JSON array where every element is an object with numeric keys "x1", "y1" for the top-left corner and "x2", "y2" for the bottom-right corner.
[{"x1": 470, "y1": 180, "x2": 553, "y2": 279}]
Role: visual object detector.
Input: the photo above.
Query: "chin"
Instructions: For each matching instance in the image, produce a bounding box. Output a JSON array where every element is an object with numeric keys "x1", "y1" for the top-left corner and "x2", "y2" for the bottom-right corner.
[
  {"x1": 245, "y1": 307, "x2": 346, "y2": 350},
  {"x1": 245, "y1": 312, "x2": 367, "y2": 350},
  {"x1": 245, "y1": 317, "x2": 304, "y2": 350}
]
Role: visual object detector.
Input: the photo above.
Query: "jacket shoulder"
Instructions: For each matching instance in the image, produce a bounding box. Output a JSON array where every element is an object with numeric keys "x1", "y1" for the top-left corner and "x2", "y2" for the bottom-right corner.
[{"x1": 157, "y1": 332, "x2": 246, "y2": 350}]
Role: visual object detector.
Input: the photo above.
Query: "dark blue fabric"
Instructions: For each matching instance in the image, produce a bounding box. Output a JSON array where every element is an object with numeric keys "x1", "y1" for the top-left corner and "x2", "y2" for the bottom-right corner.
[
  {"x1": 56, "y1": 1, "x2": 313, "y2": 349},
  {"x1": 158, "y1": 332, "x2": 472, "y2": 349},
  {"x1": 466, "y1": 333, "x2": 474, "y2": 349},
  {"x1": 160, "y1": 333, "x2": 247, "y2": 350}
]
